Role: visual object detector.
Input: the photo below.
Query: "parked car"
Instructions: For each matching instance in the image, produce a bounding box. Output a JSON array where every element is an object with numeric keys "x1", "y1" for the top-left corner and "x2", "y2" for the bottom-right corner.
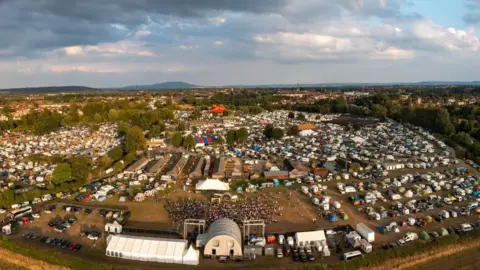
[
  {"x1": 307, "y1": 252, "x2": 315, "y2": 261},
  {"x1": 68, "y1": 242, "x2": 77, "y2": 250},
  {"x1": 299, "y1": 252, "x2": 308, "y2": 262},
  {"x1": 87, "y1": 234, "x2": 99, "y2": 241},
  {"x1": 292, "y1": 251, "x2": 300, "y2": 261},
  {"x1": 40, "y1": 236, "x2": 48, "y2": 243},
  {"x1": 72, "y1": 244, "x2": 82, "y2": 252},
  {"x1": 276, "y1": 248, "x2": 283, "y2": 258}
]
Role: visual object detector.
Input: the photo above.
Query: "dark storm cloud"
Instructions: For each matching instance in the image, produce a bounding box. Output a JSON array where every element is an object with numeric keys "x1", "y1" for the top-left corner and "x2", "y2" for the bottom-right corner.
[{"x1": 0, "y1": 0, "x2": 289, "y2": 56}]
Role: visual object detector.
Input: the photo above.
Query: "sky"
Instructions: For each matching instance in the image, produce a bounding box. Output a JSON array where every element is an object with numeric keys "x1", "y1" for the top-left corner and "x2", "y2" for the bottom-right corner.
[{"x1": 0, "y1": 0, "x2": 479, "y2": 88}]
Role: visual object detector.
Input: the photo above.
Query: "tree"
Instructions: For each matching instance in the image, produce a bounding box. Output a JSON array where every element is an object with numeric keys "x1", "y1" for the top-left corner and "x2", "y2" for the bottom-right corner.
[
  {"x1": 223, "y1": 110, "x2": 232, "y2": 117},
  {"x1": 371, "y1": 104, "x2": 387, "y2": 120},
  {"x1": 353, "y1": 122, "x2": 362, "y2": 130},
  {"x1": 271, "y1": 128, "x2": 284, "y2": 140},
  {"x1": 287, "y1": 125, "x2": 299, "y2": 136},
  {"x1": 263, "y1": 124, "x2": 274, "y2": 139},
  {"x1": 68, "y1": 157, "x2": 91, "y2": 185},
  {"x1": 148, "y1": 123, "x2": 165, "y2": 139},
  {"x1": 0, "y1": 189, "x2": 15, "y2": 208},
  {"x1": 190, "y1": 109, "x2": 201, "y2": 120},
  {"x1": 236, "y1": 127, "x2": 249, "y2": 144},
  {"x1": 171, "y1": 132, "x2": 183, "y2": 147},
  {"x1": 113, "y1": 161, "x2": 125, "y2": 172},
  {"x1": 108, "y1": 146, "x2": 124, "y2": 162},
  {"x1": 226, "y1": 130, "x2": 236, "y2": 145},
  {"x1": 183, "y1": 134, "x2": 196, "y2": 150},
  {"x1": 178, "y1": 121, "x2": 186, "y2": 131},
  {"x1": 288, "y1": 112, "x2": 295, "y2": 119},
  {"x1": 297, "y1": 113, "x2": 306, "y2": 121},
  {"x1": 99, "y1": 155, "x2": 112, "y2": 167},
  {"x1": 51, "y1": 163, "x2": 72, "y2": 186},
  {"x1": 2, "y1": 105, "x2": 14, "y2": 118},
  {"x1": 125, "y1": 126, "x2": 147, "y2": 153},
  {"x1": 124, "y1": 153, "x2": 136, "y2": 164}
]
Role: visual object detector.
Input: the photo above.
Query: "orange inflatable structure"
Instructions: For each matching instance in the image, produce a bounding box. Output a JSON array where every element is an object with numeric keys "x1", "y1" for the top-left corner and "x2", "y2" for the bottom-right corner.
[{"x1": 210, "y1": 105, "x2": 226, "y2": 113}]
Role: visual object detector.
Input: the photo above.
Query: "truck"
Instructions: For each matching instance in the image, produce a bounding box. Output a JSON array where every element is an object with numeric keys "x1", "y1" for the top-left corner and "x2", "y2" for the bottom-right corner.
[
  {"x1": 356, "y1": 223, "x2": 375, "y2": 243},
  {"x1": 359, "y1": 239, "x2": 372, "y2": 253},
  {"x1": 397, "y1": 232, "x2": 418, "y2": 245},
  {"x1": 461, "y1": 223, "x2": 473, "y2": 232}
]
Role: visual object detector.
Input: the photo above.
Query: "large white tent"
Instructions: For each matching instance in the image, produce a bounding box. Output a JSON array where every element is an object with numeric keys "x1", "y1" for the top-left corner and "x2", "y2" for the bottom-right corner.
[
  {"x1": 105, "y1": 235, "x2": 199, "y2": 265},
  {"x1": 295, "y1": 230, "x2": 326, "y2": 247},
  {"x1": 195, "y1": 178, "x2": 230, "y2": 191}
]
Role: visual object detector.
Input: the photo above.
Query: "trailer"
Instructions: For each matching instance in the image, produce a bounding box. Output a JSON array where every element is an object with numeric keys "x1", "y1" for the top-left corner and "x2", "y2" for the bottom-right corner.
[
  {"x1": 356, "y1": 223, "x2": 375, "y2": 243},
  {"x1": 359, "y1": 239, "x2": 372, "y2": 253}
]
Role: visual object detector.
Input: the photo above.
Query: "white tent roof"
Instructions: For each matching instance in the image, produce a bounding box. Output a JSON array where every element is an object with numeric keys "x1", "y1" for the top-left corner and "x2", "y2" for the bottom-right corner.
[
  {"x1": 182, "y1": 245, "x2": 200, "y2": 265},
  {"x1": 105, "y1": 235, "x2": 195, "y2": 265},
  {"x1": 195, "y1": 178, "x2": 230, "y2": 191},
  {"x1": 295, "y1": 230, "x2": 326, "y2": 245}
]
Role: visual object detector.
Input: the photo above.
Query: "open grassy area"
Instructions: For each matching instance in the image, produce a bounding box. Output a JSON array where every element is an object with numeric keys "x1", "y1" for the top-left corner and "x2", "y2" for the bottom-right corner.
[
  {"x1": 0, "y1": 259, "x2": 27, "y2": 270},
  {"x1": 0, "y1": 238, "x2": 108, "y2": 270}
]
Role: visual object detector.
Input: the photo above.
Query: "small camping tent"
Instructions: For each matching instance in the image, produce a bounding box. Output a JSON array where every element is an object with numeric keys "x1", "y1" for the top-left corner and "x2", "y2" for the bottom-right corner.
[
  {"x1": 420, "y1": 231, "x2": 430, "y2": 241},
  {"x1": 2, "y1": 224, "x2": 11, "y2": 235},
  {"x1": 439, "y1": 227, "x2": 449, "y2": 236},
  {"x1": 105, "y1": 221, "x2": 123, "y2": 234},
  {"x1": 404, "y1": 190, "x2": 413, "y2": 198},
  {"x1": 134, "y1": 193, "x2": 146, "y2": 202},
  {"x1": 327, "y1": 213, "x2": 338, "y2": 223}
]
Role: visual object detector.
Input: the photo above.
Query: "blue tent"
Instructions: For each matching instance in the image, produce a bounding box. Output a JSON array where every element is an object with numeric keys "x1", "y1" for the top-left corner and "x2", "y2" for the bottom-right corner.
[
  {"x1": 273, "y1": 179, "x2": 280, "y2": 186},
  {"x1": 327, "y1": 213, "x2": 338, "y2": 223},
  {"x1": 202, "y1": 136, "x2": 209, "y2": 144},
  {"x1": 194, "y1": 137, "x2": 200, "y2": 144}
]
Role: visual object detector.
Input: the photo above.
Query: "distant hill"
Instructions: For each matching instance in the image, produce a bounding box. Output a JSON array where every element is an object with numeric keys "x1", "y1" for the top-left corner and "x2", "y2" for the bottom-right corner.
[
  {"x1": 116, "y1": 81, "x2": 199, "y2": 90},
  {"x1": 0, "y1": 86, "x2": 96, "y2": 94}
]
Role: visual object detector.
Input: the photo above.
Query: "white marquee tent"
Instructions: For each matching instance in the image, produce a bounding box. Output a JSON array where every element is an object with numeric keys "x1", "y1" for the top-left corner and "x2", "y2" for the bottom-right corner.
[
  {"x1": 295, "y1": 230, "x2": 326, "y2": 247},
  {"x1": 195, "y1": 178, "x2": 230, "y2": 191},
  {"x1": 105, "y1": 235, "x2": 199, "y2": 265}
]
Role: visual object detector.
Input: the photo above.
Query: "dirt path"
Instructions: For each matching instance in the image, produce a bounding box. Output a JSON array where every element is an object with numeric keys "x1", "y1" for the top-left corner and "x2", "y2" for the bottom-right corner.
[
  {"x1": 0, "y1": 247, "x2": 70, "y2": 270},
  {"x1": 360, "y1": 240, "x2": 480, "y2": 270}
]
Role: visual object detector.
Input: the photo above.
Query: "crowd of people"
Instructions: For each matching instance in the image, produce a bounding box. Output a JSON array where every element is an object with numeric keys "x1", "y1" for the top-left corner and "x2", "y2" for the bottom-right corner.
[
  {"x1": 164, "y1": 199, "x2": 206, "y2": 230},
  {"x1": 207, "y1": 196, "x2": 281, "y2": 225},
  {"x1": 164, "y1": 195, "x2": 282, "y2": 230}
]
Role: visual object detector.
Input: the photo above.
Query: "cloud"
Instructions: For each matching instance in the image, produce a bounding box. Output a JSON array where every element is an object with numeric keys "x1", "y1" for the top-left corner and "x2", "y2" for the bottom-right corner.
[
  {"x1": 0, "y1": 0, "x2": 479, "y2": 87},
  {"x1": 50, "y1": 65, "x2": 127, "y2": 73},
  {"x1": 179, "y1": 45, "x2": 200, "y2": 49},
  {"x1": 411, "y1": 20, "x2": 480, "y2": 51},
  {"x1": 253, "y1": 31, "x2": 415, "y2": 61},
  {"x1": 134, "y1": 30, "x2": 152, "y2": 37},
  {"x1": 61, "y1": 41, "x2": 157, "y2": 57},
  {"x1": 208, "y1": 17, "x2": 226, "y2": 25}
]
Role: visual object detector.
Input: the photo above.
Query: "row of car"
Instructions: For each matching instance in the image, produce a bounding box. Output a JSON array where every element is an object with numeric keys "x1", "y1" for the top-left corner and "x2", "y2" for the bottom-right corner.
[
  {"x1": 40, "y1": 236, "x2": 82, "y2": 251},
  {"x1": 48, "y1": 216, "x2": 77, "y2": 232},
  {"x1": 291, "y1": 246, "x2": 316, "y2": 262}
]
